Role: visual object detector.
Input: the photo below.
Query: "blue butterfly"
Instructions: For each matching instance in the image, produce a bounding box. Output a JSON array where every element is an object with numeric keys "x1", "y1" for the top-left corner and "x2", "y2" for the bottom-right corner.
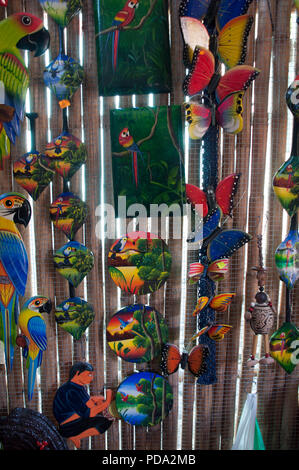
[{"x1": 179, "y1": 0, "x2": 254, "y2": 31}]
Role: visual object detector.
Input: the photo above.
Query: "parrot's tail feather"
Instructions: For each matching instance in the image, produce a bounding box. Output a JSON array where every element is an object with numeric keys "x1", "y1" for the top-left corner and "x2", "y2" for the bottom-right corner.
[
  {"x1": 27, "y1": 352, "x2": 42, "y2": 402},
  {"x1": 112, "y1": 29, "x2": 120, "y2": 71},
  {"x1": 132, "y1": 152, "x2": 138, "y2": 188},
  {"x1": 3, "y1": 308, "x2": 14, "y2": 371}
]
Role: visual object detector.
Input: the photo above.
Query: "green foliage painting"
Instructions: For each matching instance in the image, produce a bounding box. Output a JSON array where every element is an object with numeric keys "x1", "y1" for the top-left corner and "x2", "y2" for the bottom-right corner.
[
  {"x1": 93, "y1": 0, "x2": 172, "y2": 96},
  {"x1": 110, "y1": 105, "x2": 186, "y2": 217}
]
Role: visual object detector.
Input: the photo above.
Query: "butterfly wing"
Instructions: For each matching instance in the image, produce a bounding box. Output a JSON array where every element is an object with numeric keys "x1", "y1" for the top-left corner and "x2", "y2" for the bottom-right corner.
[
  {"x1": 160, "y1": 344, "x2": 182, "y2": 376},
  {"x1": 216, "y1": 92, "x2": 244, "y2": 135},
  {"x1": 208, "y1": 229, "x2": 252, "y2": 261},
  {"x1": 207, "y1": 324, "x2": 232, "y2": 341},
  {"x1": 183, "y1": 47, "x2": 215, "y2": 97},
  {"x1": 185, "y1": 102, "x2": 212, "y2": 140},
  {"x1": 215, "y1": 173, "x2": 240, "y2": 217},
  {"x1": 187, "y1": 344, "x2": 209, "y2": 377},
  {"x1": 207, "y1": 258, "x2": 229, "y2": 281},
  {"x1": 209, "y1": 293, "x2": 236, "y2": 312},
  {"x1": 192, "y1": 296, "x2": 210, "y2": 316},
  {"x1": 180, "y1": 16, "x2": 210, "y2": 68},
  {"x1": 216, "y1": 65, "x2": 259, "y2": 103},
  {"x1": 179, "y1": 0, "x2": 211, "y2": 20},
  {"x1": 188, "y1": 262, "x2": 205, "y2": 284},
  {"x1": 218, "y1": 15, "x2": 253, "y2": 69},
  {"x1": 185, "y1": 183, "x2": 209, "y2": 217},
  {"x1": 216, "y1": 0, "x2": 254, "y2": 31}
]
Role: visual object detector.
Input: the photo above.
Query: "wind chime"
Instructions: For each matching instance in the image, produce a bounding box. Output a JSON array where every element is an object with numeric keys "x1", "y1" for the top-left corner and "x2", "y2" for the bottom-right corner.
[
  {"x1": 270, "y1": 76, "x2": 299, "y2": 374},
  {"x1": 178, "y1": 0, "x2": 259, "y2": 384},
  {"x1": 38, "y1": 0, "x2": 95, "y2": 349}
]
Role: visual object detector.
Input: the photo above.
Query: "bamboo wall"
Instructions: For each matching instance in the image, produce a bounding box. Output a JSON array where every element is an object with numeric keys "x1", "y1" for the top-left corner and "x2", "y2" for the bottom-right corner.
[{"x1": 0, "y1": 0, "x2": 298, "y2": 450}]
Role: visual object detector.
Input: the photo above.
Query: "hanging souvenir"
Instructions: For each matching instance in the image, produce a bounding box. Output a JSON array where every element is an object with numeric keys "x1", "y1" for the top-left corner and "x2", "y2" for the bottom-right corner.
[
  {"x1": 110, "y1": 105, "x2": 186, "y2": 217},
  {"x1": 269, "y1": 322, "x2": 299, "y2": 374},
  {"x1": 232, "y1": 393, "x2": 265, "y2": 450},
  {"x1": 0, "y1": 13, "x2": 50, "y2": 169},
  {"x1": 191, "y1": 292, "x2": 235, "y2": 316},
  {"x1": 53, "y1": 362, "x2": 114, "y2": 449},
  {"x1": 54, "y1": 297, "x2": 95, "y2": 340},
  {"x1": 106, "y1": 304, "x2": 168, "y2": 363},
  {"x1": 0, "y1": 408, "x2": 68, "y2": 450},
  {"x1": 13, "y1": 113, "x2": 53, "y2": 201},
  {"x1": 53, "y1": 241, "x2": 94, "y2": 288},
  {"x1": 39, "y1": 0, "x2": 83, "y2": 28},
  {"x1": 245, "y1": 235, "x2": 276, "y2": 366},
  {"x1": 160, "y1": 325, "x2": 231, "y2": 378},
  {"x1": 16, "y1": 296, "x2": 52, "y2": 401},
  {"x1": 93, "y1": 0, "x2": 171, "y2": 96},
  {"x1": 275, "y1": 214, "x2": 299, "y2": 290},
  {"x1": 108, "y1": 231, "x2": 172, "y2": 295},
  {"x1": 116, "y1": 371, "x2": 173, "y2": 427},
  {"x1": 0, "y1": 192, "x2": 31, "y2": 370},
  {"x1": 49, "y1": 192, "x2": 88, "y2": 240},
  {"x1": 40, "y1": 114, "x2": 87, "y2": 182}
]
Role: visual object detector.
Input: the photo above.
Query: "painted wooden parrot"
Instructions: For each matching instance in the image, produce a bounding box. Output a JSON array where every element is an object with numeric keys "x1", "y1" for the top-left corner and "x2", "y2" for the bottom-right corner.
[
  {"x1": 0, "y1": 12, "x2": 50, "y2": 169},
  {"x1": 0, "y1": 192, "x2": 31, "y2": 371},
  {"x1": 118, "y1": 127, "x2": 142, "y2": 188},
  {"x1": 18, "y1": 296, "x2": 52, "y2": 401},
  {"x1": 111, "y1": 0, "x2": 139, "y2": 70}
]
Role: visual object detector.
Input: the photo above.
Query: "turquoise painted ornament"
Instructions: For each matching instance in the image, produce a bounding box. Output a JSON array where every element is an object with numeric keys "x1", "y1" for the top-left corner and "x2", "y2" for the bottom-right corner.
[
  {"x1": 53, "y1": 241, "x2": 94, "y2": 287},
  {"x1": 116, "y1": 371, "x2": 173, "y2": 427},
  {"x1": 286, "y1": 74, "x2": 299, "y2": 118},
  {"x1": 55, "y1": 297, "x2": 95, "y2": 340},
  {"x1": 275, "y1": 214, "x2": 299, "y2": 290},
  {"x1": 39, "y1": 0, "x2": 83, "y2": 28}
]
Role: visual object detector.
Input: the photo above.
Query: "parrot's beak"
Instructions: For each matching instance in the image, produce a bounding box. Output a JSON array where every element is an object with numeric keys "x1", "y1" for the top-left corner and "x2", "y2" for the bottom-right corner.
[
  {"x1": 16, "y1": 26, "x2": 50, "y2": 57},
  {"x1": 13, "y1": 198, "x2": 31, "y2": 227},
  {"x1": 39, "y1": 300, "x2": 52, "y2": 314}
]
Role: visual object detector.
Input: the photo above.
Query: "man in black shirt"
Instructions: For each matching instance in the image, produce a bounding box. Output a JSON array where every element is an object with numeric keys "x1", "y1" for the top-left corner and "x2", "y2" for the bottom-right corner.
[{"x1": 53, "y1": 362, "x2": 113, "y2": 448}]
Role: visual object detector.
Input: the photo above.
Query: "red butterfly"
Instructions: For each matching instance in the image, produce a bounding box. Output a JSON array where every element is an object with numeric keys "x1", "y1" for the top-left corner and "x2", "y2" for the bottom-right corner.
[{"x1": 183, "y1": 46, "x2": 259, "y2": 139}]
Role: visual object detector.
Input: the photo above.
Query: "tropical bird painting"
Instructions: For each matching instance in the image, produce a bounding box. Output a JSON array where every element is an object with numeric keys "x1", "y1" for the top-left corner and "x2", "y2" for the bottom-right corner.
[
  {"x1": 0, "y1": 13, "x2": 50, "y2": 169},
  {"x1": 118, "y1": 127, "x2": 142, "y2": 188},
  {"x1": 0, "y1": 192, "x2": 31, "y2": 370},
  {"x1": 110, "y1": 0, "x2": 139, "y2": 71},
  {"x1": 18, "y1": 296, "x2": 52, "y2": 401}
]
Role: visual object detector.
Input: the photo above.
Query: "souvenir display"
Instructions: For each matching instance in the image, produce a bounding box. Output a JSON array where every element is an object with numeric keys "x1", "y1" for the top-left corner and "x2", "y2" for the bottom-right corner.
[
  {"x1": 13, "y1": 113, "x2": 54, "y2": 201},
  {"x1": 54, "y1": 297, "x2": 95, "y2": 340},
  {"x1": 93, "y1": 0, "x2": 171, "y2": 96},
  {"x1": 270, "y1": 76, "x2": 299, "y2": 374},
  {"x1": 53, "y1": 241, "x2": 94, "y2": 288},
  {"x1": 108, "y1": 231, "x2": 172, "y2": 295},
  {"x1": 0, "y1": 192, "x2": 31, "y2": 370},
  {"x1": 110, "y1": 105, "x2": 185, "y2": 216},
  {"x1": 115, "y1": 371, "x2": 173, "y2": 427},
  {"x1": 17, "y1": 296, "x2": 52, "y2": 401},
  {"x1": 106, "y1": 304, "x2": 168, "y2": 363},
  {"x1": 49, "y1": 192, "x2": 88, "y2": 240},
  {"x1": 0, "y1": 408, "x2": 68, "y2": 450},
  {"x1": 179, "y1": 0, "x2": 256, "y2": 385},
  {"x1": 232, "y1": 393, "x2": 265, "y2": 450},
  {"x1": 53, "y1": 362, "x2": 114, "y2": 449},
  {"x1": 0, "y1": 13, "x2": 50, "y2": 169},
  {"x1": 245, "y1": 235, "x2": 275, "y2": 366}
]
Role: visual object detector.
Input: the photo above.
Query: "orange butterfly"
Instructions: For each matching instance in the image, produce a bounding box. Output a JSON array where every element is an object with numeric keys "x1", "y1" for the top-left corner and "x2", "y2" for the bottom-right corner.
[{"x1": 192, "y1": 293, "x2": 236, "y2": 316}]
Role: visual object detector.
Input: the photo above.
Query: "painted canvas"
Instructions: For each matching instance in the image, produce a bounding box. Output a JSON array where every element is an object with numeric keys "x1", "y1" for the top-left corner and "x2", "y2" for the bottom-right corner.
[
  {"x1": 116, "y1": 371, "x2": 173, "y2": 426},
  {"x1": 106, "y1": 304, "x2": 168, "y2": 363},
  {"x1": 93, "y1": 0, "x2": 171, "y2": 96},
  {"x1": 110, "y1": 105, "x2": 186, "y2": 217},
  {"x1": 108, "y1": 231, "x2": 172, "y2": 295}
]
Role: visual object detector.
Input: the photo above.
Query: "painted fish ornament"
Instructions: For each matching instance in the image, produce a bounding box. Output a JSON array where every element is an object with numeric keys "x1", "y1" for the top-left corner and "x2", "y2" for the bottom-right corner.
[
  {"x1": 44, "y1": 52, "x2": 84, "y2": 109},
  {"x1": 0, "y1": 13, "x2": 50, "y2": 169},
  {"x1": 13, "y1": 113, "x2": 53, "y2": 201},
  {"x1": 39, "y1": 0, "x2": 83, "y2": 28},
  {"x1": 17, "y1": 296, "x2": 52, "y2": 401},
  {"x1": 53, "y1": 241, "x2": 94, "y2": 287},
  {"x1": 0, "y1": 192, "x2": 31, "y2": 370},
  {"x1": 49, "y1": 192, "x2": 88, "y2": 240},
  {"x1": 55, "y1": 297, "x2": 95, "y2": 340}
]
